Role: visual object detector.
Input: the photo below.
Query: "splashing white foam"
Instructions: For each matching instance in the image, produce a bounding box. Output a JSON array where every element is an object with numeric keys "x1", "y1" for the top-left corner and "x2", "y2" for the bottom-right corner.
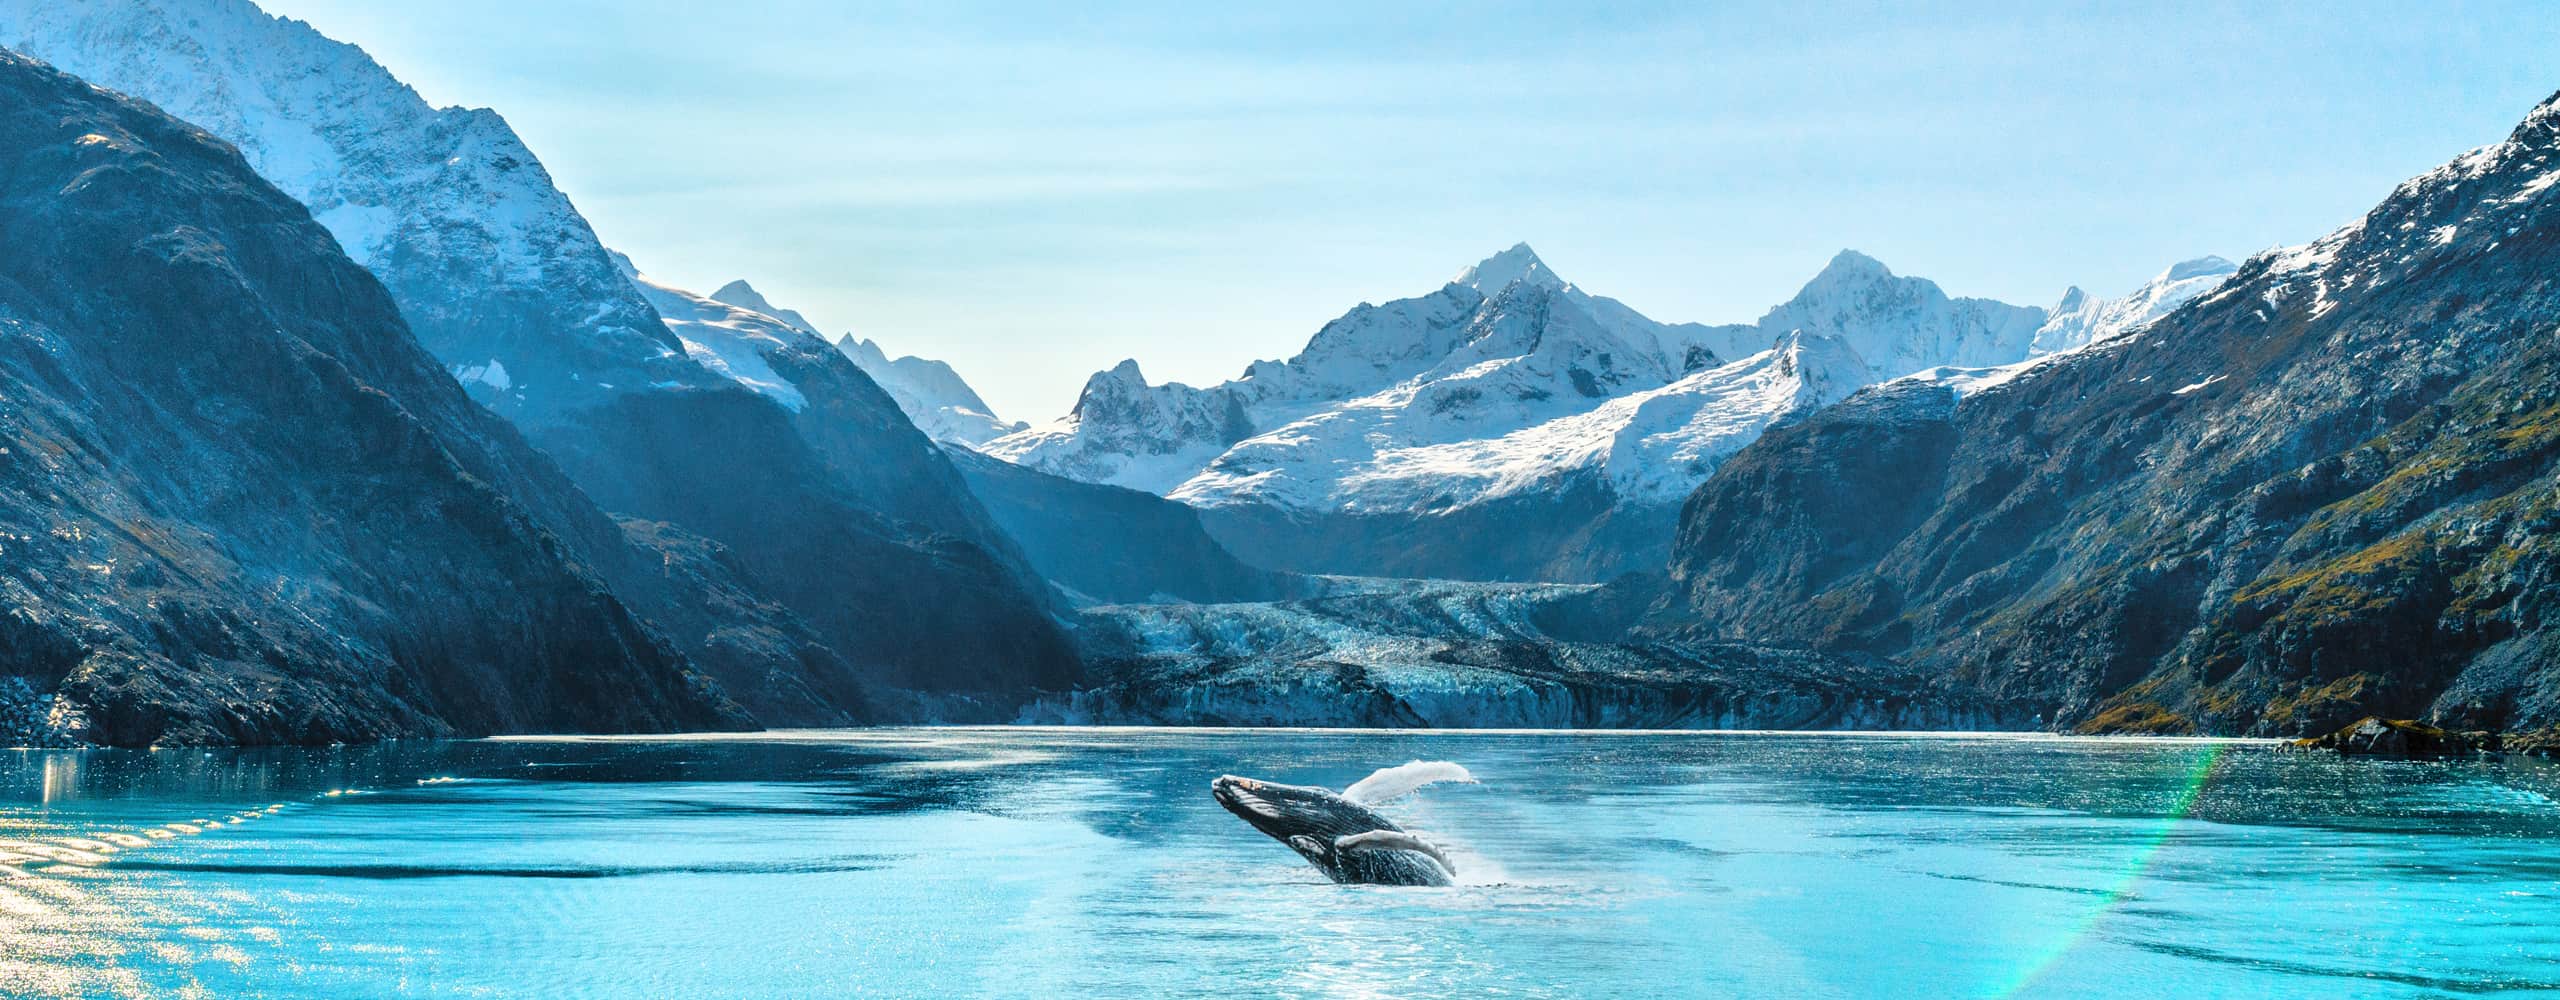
[{"x1": 1341, "y1": 761, "x2": 1477, "y2": 806}]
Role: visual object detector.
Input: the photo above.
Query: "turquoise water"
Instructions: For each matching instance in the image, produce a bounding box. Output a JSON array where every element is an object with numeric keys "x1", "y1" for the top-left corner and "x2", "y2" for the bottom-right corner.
[{"x1": 2, "y1": 729, "x2": 2556, "y2": 998}]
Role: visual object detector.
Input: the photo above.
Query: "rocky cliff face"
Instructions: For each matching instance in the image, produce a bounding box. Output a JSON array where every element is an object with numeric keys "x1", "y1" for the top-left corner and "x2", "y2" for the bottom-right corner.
[
  {"x1": 0, "y1": 51, "x2": 747, "y2": 745},
  {"x1": 1657, "y1": 92, "x2": 2560, "y2": 738},
  {"x1": 4, "y1": 0, "x2": 1082, "y2": 713}
]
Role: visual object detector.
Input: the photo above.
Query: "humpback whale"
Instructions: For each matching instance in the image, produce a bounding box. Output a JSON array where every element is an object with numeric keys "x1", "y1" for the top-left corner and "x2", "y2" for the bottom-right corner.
[{"x1": 1210, "y1": 762, "x2": 1476, "y2": 886}]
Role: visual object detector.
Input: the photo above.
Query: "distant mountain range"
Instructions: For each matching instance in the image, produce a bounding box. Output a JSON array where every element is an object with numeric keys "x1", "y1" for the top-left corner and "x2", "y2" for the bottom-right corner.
[{"x1": 984, "y1": 243, "x2": 2233, "y2": 581}]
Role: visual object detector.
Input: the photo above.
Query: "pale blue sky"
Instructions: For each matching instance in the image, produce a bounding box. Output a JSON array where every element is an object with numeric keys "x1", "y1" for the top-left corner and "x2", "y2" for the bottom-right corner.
[{"x1": 267, "y1": 1, "x2": 2557, "y2": 421}]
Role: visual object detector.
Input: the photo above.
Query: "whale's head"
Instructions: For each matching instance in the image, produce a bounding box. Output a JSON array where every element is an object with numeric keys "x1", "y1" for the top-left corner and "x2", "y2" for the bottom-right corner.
[{"x1": 1214, "y1": 774, "x2": 1378, "y2": 838}]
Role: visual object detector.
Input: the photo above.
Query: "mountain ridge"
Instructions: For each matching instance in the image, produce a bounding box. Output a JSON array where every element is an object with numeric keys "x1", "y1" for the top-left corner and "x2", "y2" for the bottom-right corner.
[
  {"x1": 0, "y1": 48, "x2": 747, "y2": 745},
  {"x1": 989, "y1": 241, "x2": 2225, "y2": 583},
  {"x1": 1652, "y1": 89, "x2": 2560, "y2": 737},
  {"x1": 2, "y1": 0, "x2": 1081, "y2": 715}
]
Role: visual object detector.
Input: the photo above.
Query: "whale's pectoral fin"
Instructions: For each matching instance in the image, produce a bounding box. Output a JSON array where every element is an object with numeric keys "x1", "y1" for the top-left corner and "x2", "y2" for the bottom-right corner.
[
  {"x1": 1285, "y1": 835, "x2": 1332, "y2": 864},
  {"x1": 1334, "y1": 830, "x2": 1456, "y2": 875},
  {"x1": 1341, "y1": 761, "x2": 1477, "y2": 806}
]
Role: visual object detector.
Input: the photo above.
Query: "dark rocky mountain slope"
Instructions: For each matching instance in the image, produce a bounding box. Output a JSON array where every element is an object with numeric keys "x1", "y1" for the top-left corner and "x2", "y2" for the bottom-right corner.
[
  {"x1": 0, "y1": 51, "x2": 747, "y2": 745},
  {"x1": 943, "y1": 445, "x2": 1310, "y2": 605},
  {"x1": 1656, "y1": 92, "x2": 2560, "y2": 738},
  {"x1": 1, "y1": 2, "x2": 1081, "y2": 713}
]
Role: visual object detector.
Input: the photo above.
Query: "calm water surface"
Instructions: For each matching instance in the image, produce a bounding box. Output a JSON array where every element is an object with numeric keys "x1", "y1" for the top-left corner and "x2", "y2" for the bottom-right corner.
[{"x1": 2, "y1": 728, "x2": 2557, "y2": 998}]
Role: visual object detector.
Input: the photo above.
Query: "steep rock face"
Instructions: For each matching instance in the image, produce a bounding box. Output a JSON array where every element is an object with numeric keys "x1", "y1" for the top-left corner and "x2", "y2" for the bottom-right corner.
[
  {"x1": 941, "y1": 446, "x2": 1309, "y2": 605},
  {"x1": 0, "y1": 0, "x2": 710, "y2": 424},
  {"x1": 550, "y1": 382, "x2": 1079, "y2": 699},
  {"x1": 1189, "y1": 250, "x2": 2086, "y2": 581},
  {"x1": 988, "y1": 358, "x2": 1260, "y2": 492},
  {"x1": 605, "y1": 518, "x2": 872, "y2": 726},
  {"x1": 1169, "y1": 279, "x2": 1681, "y2": 513},
  {"x1": 5, "y1": 0, "x2": 1081, "y2": 710},
  {"x1": 0, "y1": 51, "x2": 745, "y2": 745},
  {"x1": 1658, "y1": 93, "x2": 2560, "y2": 738}
]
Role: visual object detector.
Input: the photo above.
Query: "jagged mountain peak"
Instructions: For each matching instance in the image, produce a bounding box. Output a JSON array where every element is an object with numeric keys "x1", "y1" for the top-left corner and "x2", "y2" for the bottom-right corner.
[
  {"x1": 1812, "y1": 248, "x2": 1894, "y2": 282},
  {"x1": 0, "y1": 46, "x2": 748, "y2": 743},
  {"x1": 2029, "y1": 252, "x2": 2234, "y2": 357},
  {"x1": 832, "y1": 333, "x2": 886, "y2": 365},
  {"x1": 821, "y1": 335, "x2": 1018, "y2": 446},
  {"x1": 1755, "y1": 250, "x2": 2045, "y2": 379},
  {"x1": 1068, "y1": 359, "x2": 1159, "y2": 419},
  {"x1": 1769, "y1": 249, "x2": 1954, "y2": 326},
  {"x1": 2510, "y1": 87, "x2": 2560, "y2": 141},
  {"x1": 623, "y1": 265, "x2": 814, "y2": 411},
  {"x1": 1452, "y1": 241, "x2": 1562, "y2": 294},
  {"x1": 710, "y1": 279, "x2": 819, "y2": 335},
  {"x1": 1790, "y1": 248, "x2": 1934, "y2": 299}
]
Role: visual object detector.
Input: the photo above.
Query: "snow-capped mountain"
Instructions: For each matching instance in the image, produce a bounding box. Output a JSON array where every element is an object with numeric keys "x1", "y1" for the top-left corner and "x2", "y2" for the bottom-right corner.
[
  {"x1": 631, "y1": 265, "x2": 1022, "y2": 445},
  {"x1": 615, "y1": 258, "x2": 814, "y2": 411},
  {"x1": 833, "y1": 335, "x2": 1025, "y2": 445},
  {"x1": 0, "y1": 0, "x2": 714, "y2": 420},
  {"x1": 988, "y1": 244, "x2": 2116, "y2": 580},
  {"x1": 711, "y1": 279, "x2": 820, "y2": 336},
  {"x1": 990, "y1": 243, "x2": 2232, "y2": 582},
  {"x1": 993, "y1": 246, "x2": 2059, "y2": 511},
  {"x1": 1178, "y1": 251, "x2": 2064, "y2": 515},
  {"x1": 2029, "y1": 256, "x2": 2239, "y2": 356},
  {"x1": 1873, "y1": 255, "x2": 2244, "y2": 406}
]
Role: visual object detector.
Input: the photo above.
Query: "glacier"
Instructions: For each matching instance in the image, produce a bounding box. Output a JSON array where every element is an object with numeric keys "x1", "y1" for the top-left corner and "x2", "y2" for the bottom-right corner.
[{"x1": 1033, "y1": 581, "x2": 2020, "y2": 729}]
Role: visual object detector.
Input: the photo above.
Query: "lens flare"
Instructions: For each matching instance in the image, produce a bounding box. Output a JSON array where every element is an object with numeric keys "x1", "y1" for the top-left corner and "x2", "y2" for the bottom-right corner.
[{"x1": 1988, "y1": 740, "x2": 2230, "y2": 997}]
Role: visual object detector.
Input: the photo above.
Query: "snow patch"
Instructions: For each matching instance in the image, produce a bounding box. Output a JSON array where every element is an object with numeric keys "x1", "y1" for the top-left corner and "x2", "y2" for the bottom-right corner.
[
  {"x1": 453, "y1": 359, "x2": 511, "y2": 391},
  {"x1": 626, "y1": 268, "x2": 809, "y2": 411},
  {"x1": 2515, "y1": 168, "x2": 2560, "y2": 201}
]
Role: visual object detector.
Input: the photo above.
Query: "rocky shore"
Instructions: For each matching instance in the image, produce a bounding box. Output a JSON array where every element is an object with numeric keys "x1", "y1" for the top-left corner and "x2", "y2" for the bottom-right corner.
[{"x1": 2287, "y1": 717, "x2": 2560, "y2": 760}]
